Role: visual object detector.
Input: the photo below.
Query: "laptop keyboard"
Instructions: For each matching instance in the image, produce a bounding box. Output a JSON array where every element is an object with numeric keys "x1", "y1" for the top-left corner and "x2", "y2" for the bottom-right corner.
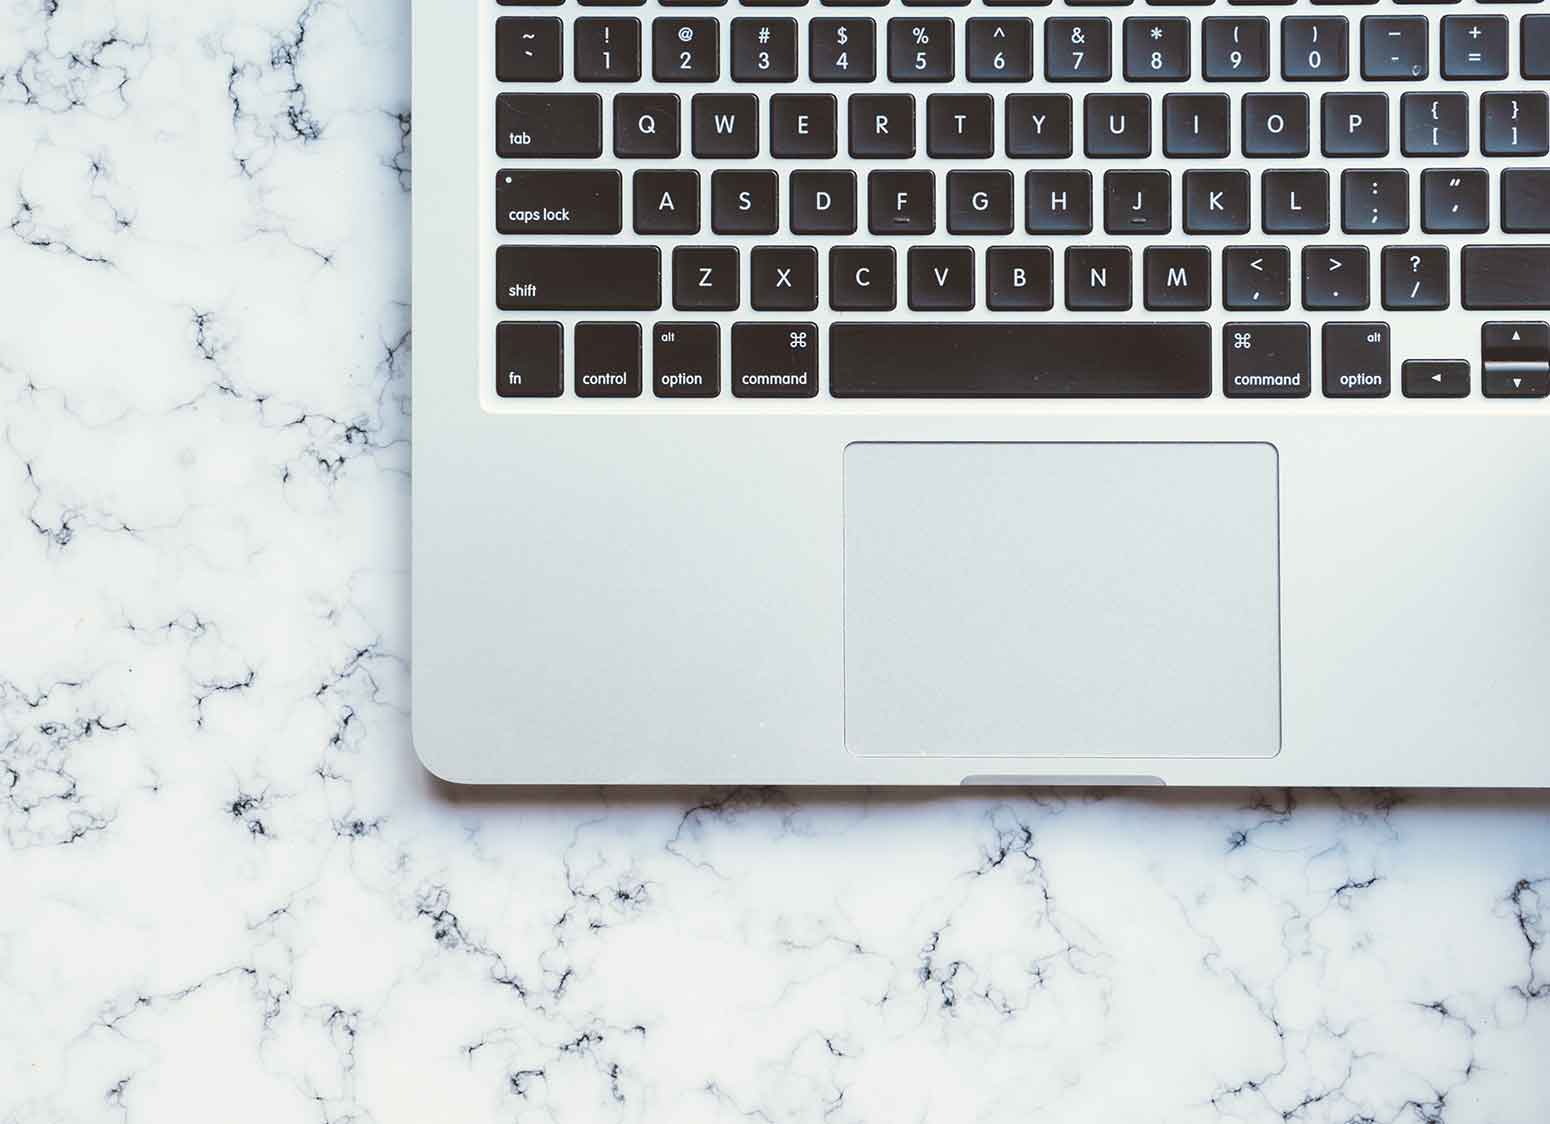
[{"x1": 489, "y1": 0, "x2": 1550, "y2": 401}]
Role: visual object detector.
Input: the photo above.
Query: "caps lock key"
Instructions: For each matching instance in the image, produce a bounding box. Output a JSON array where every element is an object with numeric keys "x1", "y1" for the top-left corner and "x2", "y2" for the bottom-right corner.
[{"x1": 496, "y1": 171, "x2": 622, "y2": 235}]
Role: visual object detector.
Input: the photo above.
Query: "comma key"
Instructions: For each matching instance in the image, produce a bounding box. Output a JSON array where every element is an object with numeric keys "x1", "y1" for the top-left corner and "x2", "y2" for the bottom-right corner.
[{"x1": 732, "y1": 322, "x2": 819, "y2": 398}]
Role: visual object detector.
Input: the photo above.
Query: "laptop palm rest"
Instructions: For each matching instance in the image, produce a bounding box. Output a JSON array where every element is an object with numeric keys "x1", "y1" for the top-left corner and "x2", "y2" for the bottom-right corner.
[{"x1": 843, "y1": 443, "x2": 1282, "y2": 759}]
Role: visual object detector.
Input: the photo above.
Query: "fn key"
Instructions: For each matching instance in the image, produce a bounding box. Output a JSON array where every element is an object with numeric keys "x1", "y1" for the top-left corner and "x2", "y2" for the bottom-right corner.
[
  {"x1": 733, "y1": 322, "x2": 819, "y2": 398},
  {"x1": 496, "y1": 322, "x2": 563, "y2": 398}
]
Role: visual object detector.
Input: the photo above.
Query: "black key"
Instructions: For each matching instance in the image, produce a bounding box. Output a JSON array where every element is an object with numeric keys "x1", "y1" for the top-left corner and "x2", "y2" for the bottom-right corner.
[
  {"x1": 752, "y1": 246, "x2": 819, "y2": 311},
  {"x1": 1403, "y1": 360, "x2": 1470, "y2": 399},
  {"x1": 1482, "y1": 321, "x2": 1550, "y2": 398},
  {"x1": 1143, "y1": 246, "x2": 1211, "y2": 311},
  {"x1": 497, "y1": 246, "x2": 660, "y2": 310},
  {"x1": 830, "y1": 247, "x2": 897, "y2": 310},
  {"x1": 868, "y1": 171, "x2": 935, "y2": 233},
  {"x1": 574, "y1": 18, "x2": 641, "y2": 82},
  {"x1": 1382, "y1": 246, "x2": 1450, "y2": 310},
  {"x1": 1362, "y1": 16, "x2": 1427, "y2": 80},
  {"x1": 1282, "y1": 16, "x2": 1348, "y2": 81},
  {"x1": 1163, "y1": 93, "x2": 1230, "y2": 157},
  {"x1": 575, "y1": 322, "x2": 643, "y2": 398},
  {"x1": 614, "y1": 93, "x2": 680, "y2": 157},
  {"x1": 849, "y1": 94, "x2": 916, "y2": 158},
  {"x1": 496, "y1": 93, "x2": 602, "y2": 158},
  {"x1": 1502, "y1": 170, "x2": 1550, "y2": 234},
  {"x1": 888, "y1": 18, "x2": 954, "y2": 80},
  {"x1": 771, "y1": 94, "x2": 838, "y2": 158},
  {"x1": 928, "y1": 95, "x2": 994, "y2": 157},
  {"x1": 810, "y1": 18, "x2": 876, "y2": 82},
  {"x1": 1401, "y1": 93, "x2": 1468, "y2": 157},
  {"x1": 647, "y1": 197, "x2": 723, "y2": 279},
  {"x1": 1223, "y1": 323, "x2": 1311, "y2": 398},
  {"x1": 1321, "y1": 92, "x2": 1388, "y2": 157},
  {"x1": 732, "y1": 17, "x2": 798, "y2": 81},
  {"x1": 1526, "y1": 15, "x2": 1550, "y2": 80},
  {"x1": 1322, "y1": 322, "x2": 1391, "y2": 398},
  {"x1": 1085, "y1": 94, "x2": 1151, "y2": 157},
  {"x1": 1481, "y1": 92, "x2": 1550, "y2": 157},
  {"x1": 1441, "y1": 15, "x2": 1507, "y2": 80},
  {"x1": 1045, "y1": 18, "x2": 1113, "y2": 81},
  {"x1": 1183, "y1": 169, "x2": 1249, "y2": 234},
  {"x1": 791, "y1": 170, "x2": 857, "y2": 234},
  {"x1": 711, "y1": 170, "x2": 779, "y2": 234},
  {"x1": 1203, "y1": 17, "x2": 1269, "y2": 81},
  {"x1": 1066, "y1": 247, "x2": 1132, "y2": 311},
  {"x1": 1261, "y1": 170, "x2": 1328, "y2": 234},
  {"x1": 1341, "y1": 169, "x2": 1408, "y2": 234},
  {"x1": 1224, "y1": 246, "x2": 1291, "y2": 311},
  {"x1": 1026, "y1": 170, "x2": 1093, "y2": 233},
  {"x1": 1242, "y1": 94, "x2": 1308, "y2": 157},
  {"x1": 908, "y1": 247, "x2": 975, "y2": 311},
  {"x1": 498, "y1": 170, "x2": 623, "y2": 235},
  {"x1": 673, "y1": 247, "x2": 739, "y2": 310},
  {"x1": 732, "y1": 323, "x2": 819, "y2": 398},
  {"x1": 654, "y1": 323, "x2": 720, "y2": 399},
  {"x1": 1006, "y1": 94, "x2": 1074, "y2": 158},
  {"x1": 1422, "y1": 168, "x2": 1488, "y2": 234},
  {"x1": 948, "y1": 171, "x2": 1014, "y2": 234},
  {"x1": 986, "y1": 248, "x2": 1055, "y2": 311},
  {"x1": 1463, "y1": 246, "x2": 1550, "y2": 310},
  {"x1": 1104, "y1": 170, "x2": 1171, "y2": 234},
  {"x1": 1302, "y1": 246, "x2": 1370, "y2": 311},
  {"x1": 653, "y1": 18, "x2": 720, "y2": 81},
  {"x1": 828, "y1": 323, "x2": 1212, "y2": 398},
  {"x1": 692, "y1": 94, "x2": 759, "y2": 158},
  {"x1": 1123, "y1": 17, "x2": 1190, "y2": 80},
  {"x1": 496, "y1": 322, "x2": 563, "y2": 398},
  {"x1": 498, "y1": 17, "x2": 563, "y2": 81},
  {"x1": 968, "y1": 18, "x2": 1034, "y2": 80}
]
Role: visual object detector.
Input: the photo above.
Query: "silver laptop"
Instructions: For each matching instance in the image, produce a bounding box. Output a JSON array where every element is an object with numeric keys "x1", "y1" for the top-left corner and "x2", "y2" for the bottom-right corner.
[{"x1": 411, "y1": 0, "x2": 1550, "y2": 786}]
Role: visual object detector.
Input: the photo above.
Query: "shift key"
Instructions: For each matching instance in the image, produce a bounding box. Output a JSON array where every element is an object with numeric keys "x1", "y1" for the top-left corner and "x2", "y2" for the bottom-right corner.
[
  {"x1": 495, "y1": 93, "x2": 602, "y2": 158},
  {"x1": 497, "y1": 246, "x2": 661, "y2": 310}
]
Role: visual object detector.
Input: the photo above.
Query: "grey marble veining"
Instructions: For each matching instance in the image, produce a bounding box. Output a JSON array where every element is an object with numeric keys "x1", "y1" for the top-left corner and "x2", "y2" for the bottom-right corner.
[{"x1": 1, "y1": 2, "x2": 1547, "y2": 1121}]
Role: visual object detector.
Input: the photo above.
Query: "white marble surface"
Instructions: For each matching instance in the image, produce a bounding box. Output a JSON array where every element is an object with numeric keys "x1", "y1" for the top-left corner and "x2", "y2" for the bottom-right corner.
[{"x1": 1, "y1": 2, "x2": 1548, "y2": 1120}]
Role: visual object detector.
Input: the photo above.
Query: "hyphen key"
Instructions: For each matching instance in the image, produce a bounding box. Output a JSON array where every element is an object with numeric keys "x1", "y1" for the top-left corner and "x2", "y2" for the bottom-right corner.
[{"x1": 497, "y1": 246, "x2": 661, "y2": 311}]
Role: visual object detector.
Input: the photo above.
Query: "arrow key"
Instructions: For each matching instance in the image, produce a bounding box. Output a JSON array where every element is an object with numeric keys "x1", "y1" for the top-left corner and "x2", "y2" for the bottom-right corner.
[
  {"x1": 1482, "y1": 321, "x2": 1550, "y2": 399},
  {"x1": 1224, "y1": 245, "x2": 1290, "y2": 312},
  {"x1": 1402, "y1": 360, "x2": 1471, "y2": 400}
]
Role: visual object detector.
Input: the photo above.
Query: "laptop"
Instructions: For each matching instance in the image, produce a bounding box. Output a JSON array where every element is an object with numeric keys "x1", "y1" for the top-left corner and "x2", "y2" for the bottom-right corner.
[{"x1": 411, "y1": 0, "x2": 1550, "y2": 786}]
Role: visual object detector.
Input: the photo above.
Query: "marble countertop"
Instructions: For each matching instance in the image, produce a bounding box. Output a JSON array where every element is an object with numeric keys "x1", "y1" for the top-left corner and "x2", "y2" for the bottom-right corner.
[{"x1": 1, "y1": 2, "x2": 1547, "y2": 1120}]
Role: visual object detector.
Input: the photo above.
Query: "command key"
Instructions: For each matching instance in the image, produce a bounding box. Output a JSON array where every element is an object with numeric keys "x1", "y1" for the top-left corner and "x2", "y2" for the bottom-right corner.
[{"x1": 732, "y1": 322, "x2": 819, "y2": 399}]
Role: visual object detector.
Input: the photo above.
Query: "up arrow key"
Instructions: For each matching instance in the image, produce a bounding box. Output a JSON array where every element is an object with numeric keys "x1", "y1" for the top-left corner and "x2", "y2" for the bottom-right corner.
[{"x1": 1482, "y1": 320, "x2": 1550, "y2": 398}]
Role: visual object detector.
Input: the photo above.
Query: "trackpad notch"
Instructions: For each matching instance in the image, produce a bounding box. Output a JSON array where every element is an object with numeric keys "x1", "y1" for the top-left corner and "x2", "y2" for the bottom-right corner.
[{"x1": 843, "y1": 443, "x2": 1282, "y2": 758}]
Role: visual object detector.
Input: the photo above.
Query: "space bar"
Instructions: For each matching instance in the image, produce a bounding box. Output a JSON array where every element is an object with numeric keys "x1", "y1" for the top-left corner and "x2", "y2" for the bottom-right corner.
[{"x1": 829, "y1": 323, "x2": 1212, "y2": 398}]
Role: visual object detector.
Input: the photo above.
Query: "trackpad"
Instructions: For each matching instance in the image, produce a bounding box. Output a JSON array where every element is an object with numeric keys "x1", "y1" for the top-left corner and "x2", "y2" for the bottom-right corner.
[{"x1": 843, "y1": 443, "x2": 1282, "y2": 758}]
